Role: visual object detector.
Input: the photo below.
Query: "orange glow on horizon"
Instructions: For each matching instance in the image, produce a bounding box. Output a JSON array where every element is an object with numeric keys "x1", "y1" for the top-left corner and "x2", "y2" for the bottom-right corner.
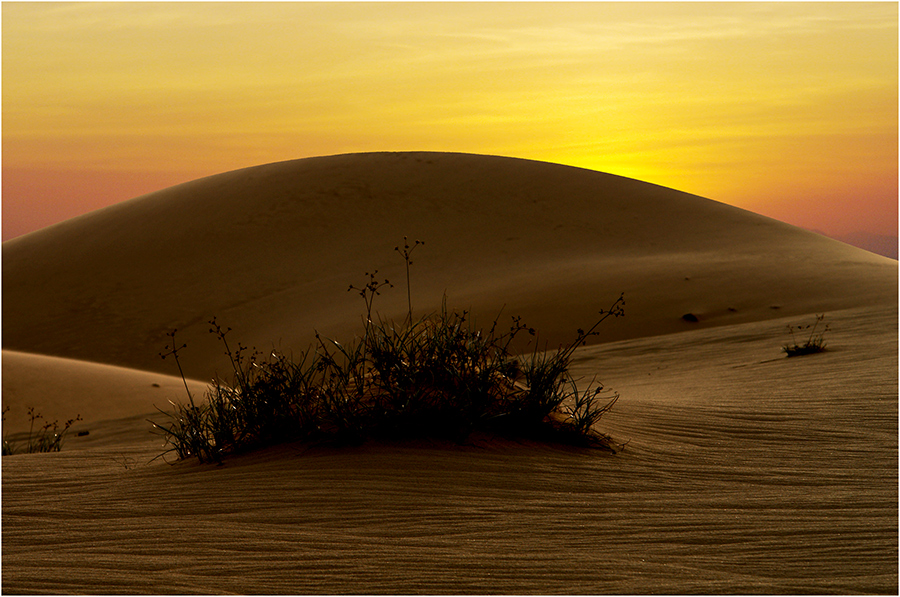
[{"x1": 3, "y1": 2, "x2": 897, "y2": 241}]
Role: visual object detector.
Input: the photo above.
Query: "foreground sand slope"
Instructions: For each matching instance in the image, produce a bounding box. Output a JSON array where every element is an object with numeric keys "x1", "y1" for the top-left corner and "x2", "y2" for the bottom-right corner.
[
  {"x1": 3, "y1": 304, "x2": 895, "y2": 593},
  {"x1": 4, "y1": 152, "x2": 895, "y2": 381}
]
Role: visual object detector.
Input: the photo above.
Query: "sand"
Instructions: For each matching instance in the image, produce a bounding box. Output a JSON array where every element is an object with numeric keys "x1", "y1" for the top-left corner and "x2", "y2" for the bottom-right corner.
[{"x1": 2, "y1": 152, "x2": 897, "y2": 593}]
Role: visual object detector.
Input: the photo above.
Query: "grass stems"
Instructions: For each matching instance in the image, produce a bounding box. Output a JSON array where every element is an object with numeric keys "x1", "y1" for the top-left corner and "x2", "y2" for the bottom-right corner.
[
  {"x1": 2, "y1": 406, "x2": 82, "y2": 456},
  {"x1": 783, "y1": 314, "x2": 829, "y2": 357},
  {"x1": 151, "y1": 243, "x2": 625, "y2": 463}
]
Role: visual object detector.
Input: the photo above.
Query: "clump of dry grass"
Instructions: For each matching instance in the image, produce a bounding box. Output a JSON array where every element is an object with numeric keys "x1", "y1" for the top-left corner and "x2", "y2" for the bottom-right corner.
[
  {"x1": 151, "y1": 239, "x2": 624, "y2": 463},
  {"x1": 783, "y1": 314, "x2": 830, "y2": 357},
  {"x1": 2, "y1": 406, "x2": 82, "y2": 456}
]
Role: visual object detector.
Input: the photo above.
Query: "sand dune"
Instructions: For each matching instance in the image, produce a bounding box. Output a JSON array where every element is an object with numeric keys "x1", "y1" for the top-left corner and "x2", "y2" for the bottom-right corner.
[
  {"x1": 2, "y1": 152, "x2": 897, "y2": 593},
  {"x1": 3, "y1": 152, "x2": 894, "y2": 380},
  {"x1": 1, "y1": 350, "x2": 209, "y2": 436}
]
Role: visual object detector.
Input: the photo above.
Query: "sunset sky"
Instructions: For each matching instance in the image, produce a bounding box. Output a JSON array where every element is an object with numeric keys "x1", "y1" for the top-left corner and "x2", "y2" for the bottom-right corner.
[{"x1": 3, "y1": 2, "x2": 897, "y2": 242}]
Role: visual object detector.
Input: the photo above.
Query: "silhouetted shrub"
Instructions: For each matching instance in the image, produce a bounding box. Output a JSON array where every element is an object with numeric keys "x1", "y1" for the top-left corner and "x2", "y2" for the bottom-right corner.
[
  {"x1": 151, "y1": 239, "x2": 624, "y2": 463},
  {"x1": 2, "y1": 406, "x2": 82, "y2": 455},
  {"x1": 783, "y1": 314, "x2": 829, "y2": 357}
]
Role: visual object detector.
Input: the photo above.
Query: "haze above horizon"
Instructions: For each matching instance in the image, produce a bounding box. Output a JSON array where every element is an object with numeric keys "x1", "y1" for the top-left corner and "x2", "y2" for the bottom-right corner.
[{"x1": 3, "y1": 2, "x2": 897, "y2": 247}]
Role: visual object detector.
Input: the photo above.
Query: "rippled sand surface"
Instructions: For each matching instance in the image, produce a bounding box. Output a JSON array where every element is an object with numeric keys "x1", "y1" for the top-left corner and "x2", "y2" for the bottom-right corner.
[{"x1": 4, "y1": 305, "x2": 895, "y2": 594}]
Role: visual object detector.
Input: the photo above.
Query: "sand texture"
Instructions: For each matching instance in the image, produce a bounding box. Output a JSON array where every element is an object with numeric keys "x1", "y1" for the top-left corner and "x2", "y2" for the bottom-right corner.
[{"x1": 2, "y1": 152, "x2": 897, "y2": 593}]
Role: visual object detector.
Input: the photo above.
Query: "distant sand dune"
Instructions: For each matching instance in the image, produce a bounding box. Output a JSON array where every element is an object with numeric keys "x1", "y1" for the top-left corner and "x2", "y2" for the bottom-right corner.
[
  {"x1": 3, "y1": 152, "x2": 895, "y2": 381},
  {"x1": 1, "y1": 350, "x2": 208, "y2": 435}
]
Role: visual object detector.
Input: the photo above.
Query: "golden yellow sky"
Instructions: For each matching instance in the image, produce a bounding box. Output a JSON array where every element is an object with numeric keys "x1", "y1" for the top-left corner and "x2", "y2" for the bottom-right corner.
[{"x1": 3, "y1": 2, "x2": 897, "y2": 241}]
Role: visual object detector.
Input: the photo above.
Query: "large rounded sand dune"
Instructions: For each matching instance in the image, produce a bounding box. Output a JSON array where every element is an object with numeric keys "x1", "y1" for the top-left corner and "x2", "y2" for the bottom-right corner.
[{"x1": 3, "y1": 152, "x2": 894, "y2": 379}]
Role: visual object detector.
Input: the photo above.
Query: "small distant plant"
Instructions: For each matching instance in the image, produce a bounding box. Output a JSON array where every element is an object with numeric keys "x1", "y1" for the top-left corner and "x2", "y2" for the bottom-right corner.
[
  {"x1": 151, "y1": 240, "x2": 625, "y2": 463},
  {"x1": 783, "y1": 314, "x2": 830, "y2": 357},
  {"x1": 2, "y1": 405, "x2": 82, "y2": 455}
]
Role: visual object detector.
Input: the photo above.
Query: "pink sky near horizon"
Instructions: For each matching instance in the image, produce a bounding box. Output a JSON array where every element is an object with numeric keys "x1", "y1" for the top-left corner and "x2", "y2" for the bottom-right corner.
[{"x1": 3, "y1": 2, "x2": 897, "y2": 242}]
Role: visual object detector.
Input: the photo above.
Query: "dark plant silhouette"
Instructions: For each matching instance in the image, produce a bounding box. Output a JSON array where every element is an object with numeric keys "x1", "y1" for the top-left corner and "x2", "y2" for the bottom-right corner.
[
  {"x1": 151, "y1": 242, "x2": 624, "y2": 463},
  {"x1": 395, "y1": 236, "x2": 424, "y2": 324},
  {"x1": 2, "y1": 405, "x2": 82, "y2": 455},
  {"x1": 783, "y1": 314, "x2": 830, "y2": 357}
]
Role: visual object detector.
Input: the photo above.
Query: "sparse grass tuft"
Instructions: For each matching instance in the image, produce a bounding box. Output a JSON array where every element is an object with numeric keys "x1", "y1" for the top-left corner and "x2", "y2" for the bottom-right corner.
[
  {"x1": 2, "y1": 406, "x2": 82, "y2": 455},
  {"x1": 783, "y1": 314, "x2": 830, "y2": 357},
  {"x1": 151, "y1": 242, "x2": 625, "y2": 463}
]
